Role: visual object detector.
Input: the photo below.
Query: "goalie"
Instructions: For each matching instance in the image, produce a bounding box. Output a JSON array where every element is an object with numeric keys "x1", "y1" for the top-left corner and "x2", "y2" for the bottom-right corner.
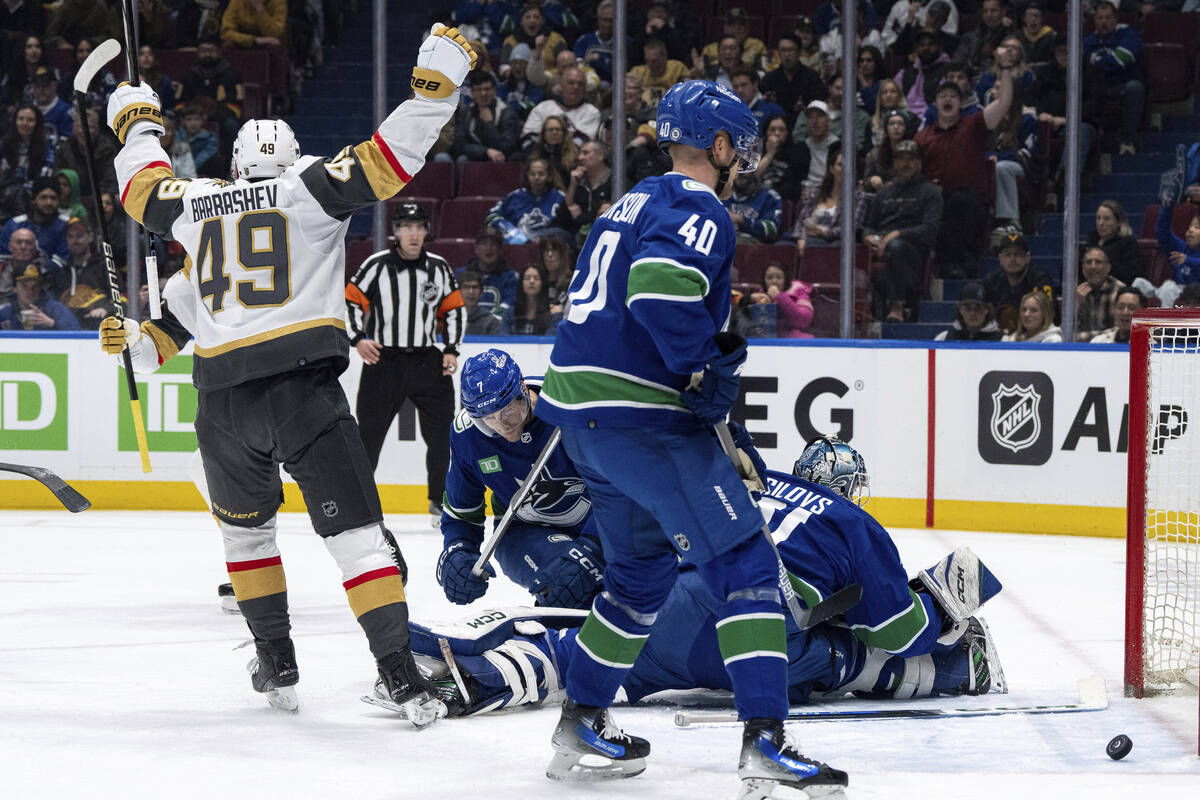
[{"x1": 405, "y1": 430, "x2": 1006, "y2": 719}]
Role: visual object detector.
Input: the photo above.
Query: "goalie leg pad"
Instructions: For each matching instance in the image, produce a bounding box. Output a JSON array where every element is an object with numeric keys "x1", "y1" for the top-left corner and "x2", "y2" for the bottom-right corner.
[
  {"x1": 917, "y1": 547, "x2": 1002, "y2": 623},
  {"x1": 441, "y1": 632, "x2": 564, "y2": 715}
]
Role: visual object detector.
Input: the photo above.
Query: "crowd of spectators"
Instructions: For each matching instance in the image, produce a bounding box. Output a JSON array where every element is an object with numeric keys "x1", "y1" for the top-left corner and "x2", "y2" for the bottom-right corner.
[{"x1": 0, "y1": 1, "x2": 351, "y2": 330}]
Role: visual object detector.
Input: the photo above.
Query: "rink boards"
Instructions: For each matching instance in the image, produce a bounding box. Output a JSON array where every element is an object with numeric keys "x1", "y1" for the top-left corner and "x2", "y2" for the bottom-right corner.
[{"x1": 0, "y1": 333, "x2": 1139, "y2": 537}]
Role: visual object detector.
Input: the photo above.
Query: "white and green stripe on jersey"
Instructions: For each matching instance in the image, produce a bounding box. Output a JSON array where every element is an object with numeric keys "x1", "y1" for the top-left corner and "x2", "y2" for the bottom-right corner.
[
  {"x1": 626, "y1": 257, "x2": 711, "y2": 307},
  {"x1": 539, "y1": 362, "x2": 690, "y2": 415}
]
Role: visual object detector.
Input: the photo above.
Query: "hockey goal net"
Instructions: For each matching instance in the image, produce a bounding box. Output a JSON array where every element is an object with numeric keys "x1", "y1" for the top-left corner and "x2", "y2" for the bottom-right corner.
[{"x1": 1126, "y1": 311, "x2": 1200, "y2": 740}]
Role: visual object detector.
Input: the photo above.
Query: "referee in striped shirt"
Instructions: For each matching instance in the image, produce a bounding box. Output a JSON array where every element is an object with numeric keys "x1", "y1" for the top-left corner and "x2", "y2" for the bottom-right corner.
[{"x1": 346, "y1": 202, "x2": 464, "y2": 522}]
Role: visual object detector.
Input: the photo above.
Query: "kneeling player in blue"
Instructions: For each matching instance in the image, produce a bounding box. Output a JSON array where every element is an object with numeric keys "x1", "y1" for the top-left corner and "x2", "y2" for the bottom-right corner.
[
  {"x1": 534, "y1": 79, "x2": 845, "y2": 797},
  {"x1": 437, "y1": 349, "x2": 604, "y2": 610},
  {"x1": 405, "y1": 436, "x2": 1006, "y2": 723}
]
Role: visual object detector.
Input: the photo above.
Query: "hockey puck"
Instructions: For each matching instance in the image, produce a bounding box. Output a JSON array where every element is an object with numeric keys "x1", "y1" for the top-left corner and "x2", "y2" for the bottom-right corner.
[{"x1": 1106, "y1": 734, "x2": 1132, "y2": 760}]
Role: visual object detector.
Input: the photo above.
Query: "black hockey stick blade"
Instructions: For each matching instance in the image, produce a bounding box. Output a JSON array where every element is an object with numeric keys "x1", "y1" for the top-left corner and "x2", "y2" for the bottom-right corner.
[
  {"x1": 675, "y1": 676, "x2": 1108, "y2": 726},
  {"x1": 0, "y1": 463, "x2": 91, "y2": 512},
  {"x1": 794, "y1": 582, "x2": 863, "y2": 630},
  {"x1": 73, "y1": 39, "x2": 122, "y2": 94}
]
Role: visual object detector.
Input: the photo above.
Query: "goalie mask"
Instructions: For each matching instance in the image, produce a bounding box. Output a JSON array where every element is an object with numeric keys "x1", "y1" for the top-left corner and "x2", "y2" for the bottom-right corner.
[
  {"x1": 232, "y1": 119, "x2": 300, "y2": 180},
  {"x1": 460, "y1": 348, "x2": 530, "y2": 438},
  {"x1": 793, "y1": 436, "x2": 870, "y2": 506}
]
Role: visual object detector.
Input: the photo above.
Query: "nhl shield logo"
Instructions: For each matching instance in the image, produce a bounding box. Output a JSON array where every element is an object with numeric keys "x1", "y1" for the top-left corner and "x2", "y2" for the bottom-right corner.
[
  {"x1": 673, "y1": 533, "x2": 691, "y2": 551},
  {"x1": 322, "y1": 500, "x2": 339, "y2": 517},
  {"x1": 989, "y1": 383, "x2": 1042, "y2": 453}
]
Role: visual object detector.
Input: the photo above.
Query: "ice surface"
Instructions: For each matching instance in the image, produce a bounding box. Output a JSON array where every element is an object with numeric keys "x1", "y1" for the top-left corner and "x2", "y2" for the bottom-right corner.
[{"x1": 1, "y1": 510, "x2": 1197, "y2": 799}]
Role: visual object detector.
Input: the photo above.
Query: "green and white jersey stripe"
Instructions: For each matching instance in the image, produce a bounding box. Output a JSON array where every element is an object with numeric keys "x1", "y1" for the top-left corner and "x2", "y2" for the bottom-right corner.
[
  {"x1": 540, "y1": 361, "x2": 689, "y2": 414},
  {"x1": 626, "y1": 257, "x2": 711, "y2": 306},
  {"x1": 442, "y1": 493, "x2": 486, "y2": 525},
  {"x1": 575, "y1": 606, "x2": 651, "y2": 669},
  {"x1": 849, "y1": 586, "x2": 932, "y2": 653},
  {"x1": 715, "y1": 611, "x2": 787, "y2": 665}
]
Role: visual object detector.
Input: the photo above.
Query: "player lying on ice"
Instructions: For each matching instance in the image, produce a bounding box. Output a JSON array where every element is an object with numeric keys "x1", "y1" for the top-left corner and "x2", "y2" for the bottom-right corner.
[
  {"x1": 437, "y1": 348, "x2": 604, "y2": 610},
  {"x1": 97, "y1": 24, "x2": 477, "y2": 724},
  {"x1": 405, "y1": 431, "x2": 1006, "y2": 722}
]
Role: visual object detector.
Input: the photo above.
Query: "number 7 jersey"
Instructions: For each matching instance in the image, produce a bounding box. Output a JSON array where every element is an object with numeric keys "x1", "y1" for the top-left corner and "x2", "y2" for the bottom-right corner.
[
  {"x1": 536, "y1": 172, "x2": 737, "y2": 431},
  {"x1": 113, "y1": 95, "x2": 455, "y2": 390}
]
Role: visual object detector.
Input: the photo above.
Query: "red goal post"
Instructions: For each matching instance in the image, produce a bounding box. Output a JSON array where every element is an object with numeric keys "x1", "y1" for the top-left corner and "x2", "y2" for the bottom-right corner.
[{"x1": 1125, "y1": 309, "x2": 1200, "y2": 756}]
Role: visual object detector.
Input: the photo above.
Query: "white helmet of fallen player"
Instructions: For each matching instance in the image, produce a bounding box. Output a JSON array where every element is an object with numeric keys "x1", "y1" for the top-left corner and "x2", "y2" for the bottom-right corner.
[
  {"x1": 232, "y1": 119, "x2": 300, "y2": 180},
  {"x1": 793, "y1": 436, "x2": 870, "y2": 506}
]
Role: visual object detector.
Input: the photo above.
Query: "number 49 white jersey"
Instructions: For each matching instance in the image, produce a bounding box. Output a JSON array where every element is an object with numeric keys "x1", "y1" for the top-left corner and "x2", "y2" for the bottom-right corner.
[{"x1": 114, "y1": 95, "x2": 455, "y2": 390}]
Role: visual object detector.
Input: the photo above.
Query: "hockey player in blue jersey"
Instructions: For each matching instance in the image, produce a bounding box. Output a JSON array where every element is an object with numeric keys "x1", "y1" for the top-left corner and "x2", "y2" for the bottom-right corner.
[
  {"x1": 437, "y1": 348, "x2": 604, "y2": 610},
  {"x1": 533, "y1": 78, "x2": 846, "y2": 797},
  {"x1": 406, "y1": 434, "x2": 1006, "y2": 721}
]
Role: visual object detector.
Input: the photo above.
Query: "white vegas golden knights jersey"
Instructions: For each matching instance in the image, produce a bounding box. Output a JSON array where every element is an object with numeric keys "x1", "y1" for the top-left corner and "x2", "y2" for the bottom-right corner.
[{"x1": 114, "y1": 95, "x2": 456, "y2": 390}]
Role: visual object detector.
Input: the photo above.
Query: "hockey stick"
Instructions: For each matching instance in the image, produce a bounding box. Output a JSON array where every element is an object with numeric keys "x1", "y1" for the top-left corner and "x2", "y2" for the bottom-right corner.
[
  {"x1": 73, "y1": 40, "x2": 152, "y2": 473},
  {"x1": 471, "y1": 426, "x2": 562, "y2": 577},
  {"x1": 117, "y1": 0, "x2": 160, "y2": 320},
  {"x1": 714, "y1": 422, "x2": 861, "y2": 630},
  {"x1": 674, "y1": 675, "x2": 1109, "y2": 727},
  {"x1": 0, "y1": 463, "x2": 91, "y2": 512}
]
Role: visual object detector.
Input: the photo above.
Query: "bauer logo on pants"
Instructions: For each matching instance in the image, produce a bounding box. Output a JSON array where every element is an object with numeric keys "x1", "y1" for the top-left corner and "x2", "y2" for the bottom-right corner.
[
  {"x1": 977, "y1": 371, "x2": 1053, "y2": 465},
  {"x1": 0, "y1": 353, "x2": 68, "y2": 451}
]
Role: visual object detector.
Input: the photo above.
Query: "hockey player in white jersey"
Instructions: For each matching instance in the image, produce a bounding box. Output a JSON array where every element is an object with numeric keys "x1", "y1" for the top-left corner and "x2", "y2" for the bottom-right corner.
[{"x1": 98, "y1": 25, "x2": 477, "y2": 723}]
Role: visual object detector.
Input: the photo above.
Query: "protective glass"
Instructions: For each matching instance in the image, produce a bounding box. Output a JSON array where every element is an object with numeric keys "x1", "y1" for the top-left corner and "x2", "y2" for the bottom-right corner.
[
  {"x1": 471, "y1": 395, "x2": 529, "y2": 438},
  {"x1": 734, "y1": 131, "x2": 763, "y2": 174}
]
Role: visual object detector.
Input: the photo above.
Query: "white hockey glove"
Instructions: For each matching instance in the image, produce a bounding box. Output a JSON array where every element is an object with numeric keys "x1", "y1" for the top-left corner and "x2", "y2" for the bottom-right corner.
[
  {"x1": 107, "y1": 81, "x2": 164, "y2": 144},
  {"x1": 411, "y1": 23, "x2": 478, "y2": 101}
]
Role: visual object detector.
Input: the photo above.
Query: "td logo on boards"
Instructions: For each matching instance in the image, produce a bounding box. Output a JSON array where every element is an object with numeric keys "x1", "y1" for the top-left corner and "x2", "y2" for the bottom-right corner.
[
  {"x1": 117, "y1": 356, "x2": 198, "y2": 452},
  {"x1": 977, "y1": 370, "x2": 1054, "y2": 465},
  {"x1": 0, "y1": 353, "x2": 68, "y2": 450}
]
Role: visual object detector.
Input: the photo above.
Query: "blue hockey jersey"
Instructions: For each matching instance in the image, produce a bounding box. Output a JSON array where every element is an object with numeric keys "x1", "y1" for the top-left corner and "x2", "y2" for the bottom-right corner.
[
  {"x1": 486, "y1": 187, "x2": 571, "y2": 241},
  {"x1": 1084, "y1": 24, "x2": 1143, "y2": 84},
  {"x1": 442, "y1": 387, "x2": 594, "y2": 551},
  {"x1": 724, "y1": 184, "x2": 783, "y2": 243},
  {"x1": 537, "y1": 172, "x2": 736, "y2": 430}
]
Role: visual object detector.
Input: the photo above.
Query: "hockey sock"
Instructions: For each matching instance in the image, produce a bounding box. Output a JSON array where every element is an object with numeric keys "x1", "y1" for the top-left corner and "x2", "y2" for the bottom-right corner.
[
  {"x1": 222, "y1": 518, "x2": 290, "y2": 642},
  {"x1": 701, "y1": 534, "x2": 789, "y2": 720},
  {"x1": 715, "y1": 587, "x2": 788, "y2": 721},
  {"x1": 566, "y1": 590, "x2": 657, "y2": 708},
  {"x1": 325, "y1": 523, "x2": 409, "y2": 659}
]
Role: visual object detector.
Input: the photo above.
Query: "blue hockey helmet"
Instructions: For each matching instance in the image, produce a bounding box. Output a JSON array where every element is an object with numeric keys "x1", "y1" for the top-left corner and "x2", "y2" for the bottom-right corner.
[
  {"x1": 793, "y1": 436, "x2": 870, "y2": 506},
  {"x1": 460, "y1": 348, "x2": 527, "y2": 419},
  {"x1": 656, "y1": 79, "x2": 762, "y2": 173}
]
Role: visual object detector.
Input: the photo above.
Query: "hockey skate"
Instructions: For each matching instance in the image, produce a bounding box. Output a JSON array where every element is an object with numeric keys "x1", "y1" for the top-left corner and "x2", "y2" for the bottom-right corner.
[
  {"x1": 247, "y1": 638, "x2": 299, "y2": 713},
  {"x1": 546, "y1": 699, "x2": 650, "y2": 781},
  {"x1": 737, "y1": 718, "x2": 847, "y2": 800},
  {"x1": 931, "y1": 616, "x2": 1007, "y2": 695},
  {"x1": 362, "y1": 647, "x2": 447, "y2": 729}
]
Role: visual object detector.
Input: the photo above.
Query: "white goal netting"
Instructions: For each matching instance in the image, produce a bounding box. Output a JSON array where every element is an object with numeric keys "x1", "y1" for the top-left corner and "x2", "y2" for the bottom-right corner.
[{"x1": 1142, "y1": 324, "x2": 1200, "y2": 689}]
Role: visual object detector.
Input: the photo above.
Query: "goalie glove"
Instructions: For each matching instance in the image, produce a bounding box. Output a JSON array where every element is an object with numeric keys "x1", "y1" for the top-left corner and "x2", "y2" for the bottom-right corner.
[
  {"x1": 412, "y1": 23, "x2": 478, "y2": 101},
  {"x1": 107, "y1": 82, "x2": 164, "y2": 144}
]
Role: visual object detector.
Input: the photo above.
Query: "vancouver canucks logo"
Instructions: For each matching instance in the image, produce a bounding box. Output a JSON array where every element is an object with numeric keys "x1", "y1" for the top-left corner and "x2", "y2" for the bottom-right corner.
[
  {"x1": 516, "y1": 466, "x2": 589, "y2": 527},
  {"x1": 518, "y1": 207, "x2": 552, "y2": 231},
  {"x1": 989, "y1": 383, "x2": 1041, "y2": 453}
]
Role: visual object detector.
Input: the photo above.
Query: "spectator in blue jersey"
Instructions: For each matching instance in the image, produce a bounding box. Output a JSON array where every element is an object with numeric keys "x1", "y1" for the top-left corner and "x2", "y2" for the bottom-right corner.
[
  {"x1": 724, "y1": 172, "x2": 783, "y2": 245},
  {"x1": 854, "y1": 45, "x2": 885, "y2": 115},
  {"x1": 1084, "y1": 1, "x2": 1145, "y2": 155},
  {"x1": 486, "y1": 157, "x2": 574, "y2": 244},
  {"x1": 729, "y1": 66, "x2": 785, "y2": 136},
  {"x1": 457, "y1": 228, "x2": 517, "y2": 314},
  {"x1": 0, "y1": 262, "x2": 80, "y2": 330},
  {"x1": 497, "y1": 43, "x2": 546, "y2": 121},
  {"x1": 452, "y1": 71, "x2": 522, "y2": 164},
  {"x1": 30, "y1": 67, "x2": 73, "y2": 140},
  {"x1": 502, "y1": 264, "x2": 560, "y2": 335},
  {"x1": 0, "y1": 176, "x2": 69, "y2": 269},
  {"x1": 59, "y1": 38, "x2": 117, "y2": 109},
  {"x1": 1156, "y1": 204, "x2": 1200, "y2": 286},
  {"x1": 573, "y1": 0, "x2": 622, "y2": 87},
  {"x1": 454, "y1": 0, "x2": 520, "y2": 53}
]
